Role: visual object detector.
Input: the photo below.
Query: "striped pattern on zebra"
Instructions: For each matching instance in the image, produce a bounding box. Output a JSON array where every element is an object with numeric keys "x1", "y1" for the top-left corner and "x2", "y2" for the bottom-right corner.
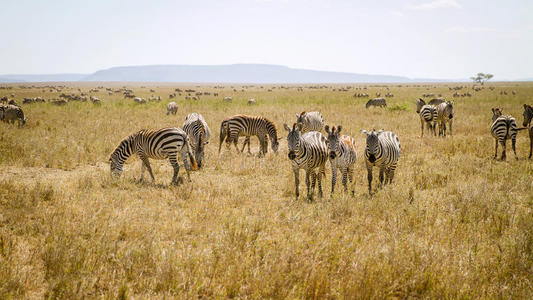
[
  {"x1": 218, "y1": 114, "x2": 279, "y2": 156},
  {"x1": 284, "y1": 123, "x2": 328, "y2": 200},
  {"x1": 365, "y1": 98, "x2": 387, "y2": 108},
  {"x1": 109, "y1": 127, "x2": 198, "y2": 185},
  {"x1": 183, "y1": 113, "x2": 211, "y2": 169},
  {"x1": 523, "y1": 104, "x2": 533, "y2": 159},
  {"x1": 0, "y1": 104, "x2": 26, "y2": 126},
  {"x1": 416, "y1": 98, "x2": 437, "y2": 137},
  {"x1": 436, "y1": 101, "x2": 454, "y2": 136},
  {"x1": 362, "y1": 129, "x2": 401, "y2": 194},
  {"x1": 491, "y1": 108, "x2": 518, "y2": 160},
  {"x1": 295, "y1": 111, "x2": 323, "y2": 133},
  {"x1": 325, "y1": 125, "x2": 357, "y2": 194},
  {"x1": 428, "y1": 98, "x2": 445, "y2": 106}
]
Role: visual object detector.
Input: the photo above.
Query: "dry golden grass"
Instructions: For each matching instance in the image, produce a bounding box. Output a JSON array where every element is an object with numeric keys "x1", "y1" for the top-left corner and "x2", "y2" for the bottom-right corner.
[{"x1": 0, "y1": 82, "x2": 532, "y2": 298}]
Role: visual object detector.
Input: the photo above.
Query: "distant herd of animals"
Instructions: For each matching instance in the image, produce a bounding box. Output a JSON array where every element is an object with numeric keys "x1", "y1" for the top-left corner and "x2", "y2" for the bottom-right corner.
[{"x1": 1, "y1": 84, "x2": 532, "y2": 199}]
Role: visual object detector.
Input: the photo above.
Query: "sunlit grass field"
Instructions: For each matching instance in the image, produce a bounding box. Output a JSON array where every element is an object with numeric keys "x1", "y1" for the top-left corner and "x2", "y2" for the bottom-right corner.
[{"x1": 1, "y1": 82, "x2": 532, "y2": 298}]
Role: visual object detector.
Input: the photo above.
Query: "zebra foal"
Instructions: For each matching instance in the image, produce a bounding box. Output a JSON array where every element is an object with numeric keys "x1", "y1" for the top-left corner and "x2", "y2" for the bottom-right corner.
[{"x1": 325, "y1": 125, "x2": 357, "y2": 194}]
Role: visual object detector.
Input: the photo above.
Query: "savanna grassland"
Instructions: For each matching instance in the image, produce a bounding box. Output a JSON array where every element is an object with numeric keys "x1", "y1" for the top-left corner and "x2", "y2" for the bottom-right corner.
[{"x1": 1, "y1": 82, "x2": 532, "y2": 299}]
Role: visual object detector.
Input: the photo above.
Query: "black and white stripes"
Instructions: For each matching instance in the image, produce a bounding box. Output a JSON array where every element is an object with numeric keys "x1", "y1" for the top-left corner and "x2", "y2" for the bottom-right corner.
[
  {"x1": 523, "y1": 104, "x2": 533, "y2": 159},
  {"x1": 325, "y1": 125, "x2": 357, "y2": 194},
  {"x1": 183, "y1": 113, "x2": 211, "y2": 169},
  {"x1": 109, "y1": 127, "x2": 198, "y2": 185},
  {"x1": 362, "y1": 129, "x2": 401, "y2": 194},
  {"x1": 416, "y1": 98, "x2": 437, "y2": 137},
  {"x1": 218, "y1": 114, "x2": 279, "y2": 156},
  {"x1": 491, "y1": 108, "x2": 518, "y2": 160},
  {"x1": 296, "y1": 111, "x2": 323, "y2": 133}
]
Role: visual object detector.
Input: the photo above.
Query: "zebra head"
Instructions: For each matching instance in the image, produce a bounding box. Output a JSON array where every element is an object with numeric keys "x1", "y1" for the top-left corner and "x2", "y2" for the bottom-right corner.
[
  {"x1": 325, "y1": 125, "x2": 342, "y2": 160},
  {"x1": 362, "y1": 129, "x2": 383, "y2": 163},
  {"x1": 109, "y1": 154, "x2": 123, "y2": 178},
  {"x1": 284, "y1": 123, "x2": 302, "y2": 160},
  {"x1": 523, "y1": 104, "x2": 533, "y2": 127},
  {"x1": 492, "y1": 107, "x2": 503, "y2": 122},
  {"x1": 416, "y1": 98, "x2": 426, "y2": 113},
  {"x1": 444, "y1": 101, "x2": 454, "y2": 119},
  {"x1": 295, "y1": 111, "x2": 306, "y2": 126}
]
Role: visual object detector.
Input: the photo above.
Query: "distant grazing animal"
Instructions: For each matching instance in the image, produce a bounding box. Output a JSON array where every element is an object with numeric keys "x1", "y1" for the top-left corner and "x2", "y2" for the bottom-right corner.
[
  {"x1": 52, "y1": 99, "x2": 68, "y2": 106},
  {"x1": 134, "y1": 97, "x2": 146, "y2": 104},
  {"x1": 223, "y1": 97, "x2": 232, "y2": 102},
  {"x1": 436, "y1": 101, "x2": 454, "y2": 136},
  {"x1": 295, "y1": 111, "x2": 323, "y2": 133},
  {"x1": 8, "y1": 99, "x2": 18, "y2": 107},
  {"x1": 166, "y1": 102, "x2": 178, "y2": 115},
  {"x1": 109, "y1": 127, "x2": 198, "y2": 185},
  {"x1": 416, "y1": 99, "x2": 437, "y2": 137},
  {"x1": 284, "y1": 123, "x2": 328, "y2": 200},
  {"x1": 428, "y1": 98, "x2": 445, "y2": 106},
  {"x1": 522, "y1": 104, "x2": 533, "y2": 159},
  {"x1": 248, "y1": 98, "x2": 256, "y2": 105},
  {"x1": 362, "y1": 129, "x2": 400, "y2": 194},
  {"x1": 324, "y1": 125, "x2": 357, "y2": 194},
  {"x1": 219, "y1": 115, "x2": 280, "y2": 157},
  {"x1": 491, "y1": 108, "x2": 519, "y2": 160},
  {"x1": 0, "y1": 105, "x2": 26, "y2": 126},
  {"x1": 365, "y1": 98, "x2": 387, "y2": 108},
  {"x1": 183, "y1": 113, "x2": 211, "y2": 169}
]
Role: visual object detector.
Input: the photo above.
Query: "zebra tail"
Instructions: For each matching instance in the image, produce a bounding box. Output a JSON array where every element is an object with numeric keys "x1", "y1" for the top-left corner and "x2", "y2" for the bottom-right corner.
[{"x1": 516, "y1": 127, "x2": 529, "y2": 131}]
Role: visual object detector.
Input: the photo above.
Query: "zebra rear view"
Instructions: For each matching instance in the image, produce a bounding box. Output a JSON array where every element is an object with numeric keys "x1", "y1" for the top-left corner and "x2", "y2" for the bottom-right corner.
[
  {"x1": 109, "y1": 127, "x2": 198, "y2": 185},
  {"x1": 416, "y1": 99, "x2": 437, "y2": 137},
  {"x1": 491, "y1": 108, "x2": 518, "y2": 160},
  {"x1": 362, "y1": 129, "x2": 401, "y2": 194}
]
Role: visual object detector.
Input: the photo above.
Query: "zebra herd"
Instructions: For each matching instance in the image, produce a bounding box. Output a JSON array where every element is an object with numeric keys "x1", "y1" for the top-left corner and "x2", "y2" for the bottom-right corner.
[{"x1": 415, "y1": 98, "x2": 453, "y2": 137}]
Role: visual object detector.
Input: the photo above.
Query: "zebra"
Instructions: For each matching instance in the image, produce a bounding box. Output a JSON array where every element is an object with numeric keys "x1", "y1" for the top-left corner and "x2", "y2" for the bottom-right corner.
[
  {"x1": 491, "y1": 108, "x2": 519, "y2": 160},
  {"x1": 109, "y1": 127, "x2": 198, "y2": 185},
  {"x1": 365, "y1": 98, "x2": 387, "y2": 108},
  {"x1": 248, "y1": 98, "x2": 256, "y2": 105},
  {"x1": 183, "y1": 113, "x2": 211, "y2": 168},
  {"x1": 523, "y1": 104, "x2": 533, "y2": 159},
  {"x1": 324, "y1": 125, "x2": 357, "y2": 194},
  {"x1": 284, "y1": 123, "x2": 328, "y2": 200},
  {"x1": 428, "y1": 98, "x2": 445, "y2": 106},
  {"x1": 436, "y1": 101, "x2": 454, "y2": 136},
  {"x1": 295, "y1": 111, "x2": 323, "y2": 133},
  {"x1": 218, "y1": 115, "x2": 279, "y2": 156},
  {"x1": 0, "y1": 105, "x2": 26, "y2": 126},
  {"x1": 416, "y1": 98, "x2": 437, "y2": 137},
  {"x1": 166, "y1": 102, "x2": 178, "y2": 115},
  {"x1": 362, "y1": 129, "x2": 401, "y2": 194}
]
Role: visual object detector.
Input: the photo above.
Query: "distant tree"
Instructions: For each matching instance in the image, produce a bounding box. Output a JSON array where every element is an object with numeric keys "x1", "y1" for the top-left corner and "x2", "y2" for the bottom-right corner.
[{"x1": 470, "y1": 73, "x2": 494, "y2": 85}]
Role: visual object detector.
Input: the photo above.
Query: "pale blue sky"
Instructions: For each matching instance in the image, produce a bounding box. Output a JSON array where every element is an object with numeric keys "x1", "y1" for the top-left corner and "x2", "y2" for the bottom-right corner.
[{"x1": 1, "y1": 0, "x2": 532, "y2": 79}]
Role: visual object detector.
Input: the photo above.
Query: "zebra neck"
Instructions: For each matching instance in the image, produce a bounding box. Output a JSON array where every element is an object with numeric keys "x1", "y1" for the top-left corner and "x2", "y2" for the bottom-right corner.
[
  {"x1": 265, "y1": 121, "x2": 278, "y2": 141},
  {"x1": 114, "y1": 136, "x2": 136, "y2": 165}
]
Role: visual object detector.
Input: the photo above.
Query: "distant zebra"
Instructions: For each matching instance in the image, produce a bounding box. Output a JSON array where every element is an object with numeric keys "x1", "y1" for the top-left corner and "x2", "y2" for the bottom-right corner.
[
  {"x1": 284, "y1": 123, "x2": 328, "y2": 200},
  {"x1": 362, "y1": 129, "x2": 401, "y2": 194},
  {"x1": 109, "y1": 127, "x2": 198, "y2": 185},
  {"x1": 428, "y1": 98, "x2": 445, "y2": 106},
  {"x1": 134, "y1": 97, "x2": 146, "y2": 104},
  {"x1": 248, "y1": 98, "x2": 256, "y2": 105},
  {"x1": 522, "y1": 104, "x2": 533, "y2": 159},
  {"x1": 0, "y1": 105, "x2": 26, "y2": 126},
  {"x1": 223, "y1": 97, "x2": 232, "y2": 102},
  {"x1": 183, "y1": 113, "x2": 211, "y2": 168},
  {"x1": 416, "y1": 98, "x2": 437, "y2": 137},
  {"x1": 490, "y1": 108, "x2": 519, "y2": 160},
  {"x1": 365, "y1": 98, "x2": 387, "y2": 108},
  {"x1": 436, "y1": 101, "x2": 454, "y2": 136},
  {"x1": 218, "y1": 114, "x2": 280, "y2": 156},
  {"x1": 166, "y1": 102, "x2": 178, "y2": 115},
  {"x1": 325, "y1": 125, "x2": 357, "y2": 194},
  {"x1": 295, "y1": 111, "x2": 323, "y2": 133}
]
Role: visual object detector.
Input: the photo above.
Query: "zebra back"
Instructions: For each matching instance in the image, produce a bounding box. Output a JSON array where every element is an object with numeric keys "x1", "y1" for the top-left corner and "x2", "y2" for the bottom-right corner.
[
  {"x1": 491, "y1": 108, "x2": 518, "y2": 141},
  {"x1": 296, "y1": 111, "x2": 323, "y2": 133}
]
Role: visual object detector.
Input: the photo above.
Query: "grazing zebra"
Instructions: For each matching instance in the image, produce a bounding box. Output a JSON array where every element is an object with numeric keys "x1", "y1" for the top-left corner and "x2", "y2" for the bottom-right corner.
[
  {"x1": 0, "y1": 105, "x2": 26, "y2": 126},
  {"x1": 523, "y1": 104, "x2": 533, "y2": 159},
  {"x1": 436, "y1": 101, "x2": 454, "y2": 136},
  {"x1": 362, "y1": 129, "x2": 401, "y2": 194},
  {"x1": 166, "y1": 102, "x2": 178, "y2": 115},
  {"x1": 183, "y1": 113, "x2": 211, "y2": 168},
  {"x1": 134, "y1": 97, "x2": 146, "y2": 104},
  {"x1": 295, "y1": 111, "x2": 323, "y2": 133},
  {"x1": 284, "y1": 123, "x2": 328, "y2": 200},
  {"x1": 416, "y1": 98, "x2": 437, "y2": 137},
  {"x1": 365, "y1": 98, "x2": 387, "y2": 108},
  {"x1": 223, "y1": 97, "x2": 232, "y2": 102},
  {"x1": 324, "y1": 125, "x2": 357, "y2": 194},
  {"x1": 218, "y1": 115, "x2": 279, "y2": 156},
  {"x1": 109, "y1": 127, "x2": 198, "y2": 185},
  {"x1": 490, "y1": 108, "x2": 519, "y2": 160},
  {"x1": 248, "y1": 98, "x2": 256, "y2": 105},
  {"x1": 428, "y1": 98, "x2": 445, "y2": 106}
]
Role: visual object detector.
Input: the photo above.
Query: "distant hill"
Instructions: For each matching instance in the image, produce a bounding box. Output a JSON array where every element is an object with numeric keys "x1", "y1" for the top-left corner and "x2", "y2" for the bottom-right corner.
[{"x1": 0, "y1": 74, "x2": 87, "y2": 83}]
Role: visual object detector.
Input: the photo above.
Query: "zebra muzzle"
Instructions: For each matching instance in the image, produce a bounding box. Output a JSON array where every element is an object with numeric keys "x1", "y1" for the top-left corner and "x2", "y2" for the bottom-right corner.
[
  {"x1": 329, "y1": 152, "x2": 336, "y2": 159},
  {"x1": 288, "y1": 151, "x2": 296, "y2": 160},
  {"x1": 368, "y1": 154, "x2": 376, "y2": 163}
]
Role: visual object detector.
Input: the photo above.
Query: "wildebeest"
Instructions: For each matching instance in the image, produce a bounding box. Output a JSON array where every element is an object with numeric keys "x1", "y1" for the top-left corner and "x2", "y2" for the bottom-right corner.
[
  {"x1": 134, "y1": 97, "x2": 146, "y2": 104},
  {"x1": 365, "y1": 98, "x2": 387, "y2": 108}
]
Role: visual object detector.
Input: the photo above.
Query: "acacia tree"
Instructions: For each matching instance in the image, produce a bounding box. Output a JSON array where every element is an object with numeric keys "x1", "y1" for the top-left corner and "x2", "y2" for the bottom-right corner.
[{"x1": 470, "y1": 73, "x2": 494, "y2": 85}]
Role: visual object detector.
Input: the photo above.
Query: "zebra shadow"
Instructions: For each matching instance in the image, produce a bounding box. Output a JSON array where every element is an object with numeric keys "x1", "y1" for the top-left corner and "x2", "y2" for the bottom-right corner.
[{"x1": 131, "y1": 176, "x2": 186, "y2": 188}]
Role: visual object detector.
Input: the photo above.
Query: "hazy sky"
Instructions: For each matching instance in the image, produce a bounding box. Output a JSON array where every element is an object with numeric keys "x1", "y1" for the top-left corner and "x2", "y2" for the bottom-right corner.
[{"x1": 1, "y1": 0, "x2": 532, "y2": 79}]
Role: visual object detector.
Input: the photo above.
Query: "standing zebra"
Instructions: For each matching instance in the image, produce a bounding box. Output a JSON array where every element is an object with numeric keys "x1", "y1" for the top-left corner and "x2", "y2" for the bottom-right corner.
[
  {"x1": 284, "y1": 123, "x2": 328, "y2": 200},
  {"x1": 491, "y1": 108, "x2": 519, "y2": 160},
  {"x1": 436, "y1": 101, "x2": 454, "y2": 136},
  {"x1": 109, "y1": 127, "x2": 198, "y2": 185},
  {"x1": 183, "y1": 113, "x2": 211, "y2": 169},
  {"x1": 362, "y1": 129, "x2": 401, "y2": 194},
  {"x1": 365, "y1": 98, "x2": 387, "y2": 108},
  {"x1": 166, "y1": 102, "x2": 178, "y2": 115},
  {"x1": 218, "y1": 114, "x2": 279, "y2": 156},
  {"x1": 325, "y1": 125, "x2": 357, "y2": 194},
  {"x1": 416, "y1": 98, "x2": 437, "y2": 137},
  {"x1": 523, "y1": 104, "x2": 533, "y2": 159},
  {"x1": 295, "y1": 111, "x2": 323, "y2": 133},
  {"x1": 0, "y1": 105, "x2": 26, "y2": 126}
]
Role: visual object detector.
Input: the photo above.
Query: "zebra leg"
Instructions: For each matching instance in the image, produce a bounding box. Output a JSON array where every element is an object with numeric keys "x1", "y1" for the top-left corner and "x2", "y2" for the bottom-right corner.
[
  {"x1": 342, "y1": 167, "x2": 348, "y2": 193},
  {"x1": 500, "y1": 139, "x2": 507, "y2": 160},
  {"x1": 378, "y1": 166, "x2": 385, "y2": 188},
  {"x1": 420, "y1": 119, "x2": 424, "y2": 137},
  {"x1": 331, "y1": 166, "x2": 337, "y2": 194},
  {"x1": 348, "y1": 167, "x2": 355, "y2": 196},
  {"x1": 233, "y1": 136, "x2": 240, "y2": 153},
  {"x1": 512, "y1": 135, "x2": 518, "y2": 160},
  {"x1": 169, "y1": 155, "x2": 180, "y2": 185},
  {"x1": 240, "y1": 137, "x2": 249, "y2": 152},
  {"x1": 293, "y1": 168, "x2": 300, "y2": 199},
  {"x1": 140, "y1": 156, "x2": 155, "y2": 182},
  {"x1": 494, "y1": 138, "x2": 499, "y2": 159},
  {"x1": 317, "y1": 168, "x2": 323, "y2": 198},
  {"x1": 449, "y1": 120, "x2": 453, "y2": 136},
  {"x1": 529, "y1": 131, "x2": 533, "y2": 159},
  {"x1": 305, "y1": 170, "x2": 312, "y2": 200},
  {"x1": 367, "y1": 165, "x2": 373, "y2": 194},
  {"x1": 311, "y1": 171, "x2": 317, "y2": 192},
  {"x1": 180, "y1": 152, "x2": 192, "y2": 182}
]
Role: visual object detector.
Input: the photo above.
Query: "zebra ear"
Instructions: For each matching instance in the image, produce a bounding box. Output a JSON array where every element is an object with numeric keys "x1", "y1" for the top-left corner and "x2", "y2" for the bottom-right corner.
[
  {"x1": 337, "y1": 125, "x2": 342, "y2": 134},
  {"x1": 283, "y1": 123, "x2": 291, "y2": 132},
  {"x1": 324, "y1": 125, "x2": 330, "y2": 134},
  {"x1": 361, "y1": 130, "x2": 369, "y2": 136},
  {"x1": 295, "y1": 113, "x2": 299, "y2": 118},
  {"x1": 377, "y1": 129, "x2": 384, "y2": 135},
  {"x1": 296, "y1": 123, "x2": 303, "y2": 132}
]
